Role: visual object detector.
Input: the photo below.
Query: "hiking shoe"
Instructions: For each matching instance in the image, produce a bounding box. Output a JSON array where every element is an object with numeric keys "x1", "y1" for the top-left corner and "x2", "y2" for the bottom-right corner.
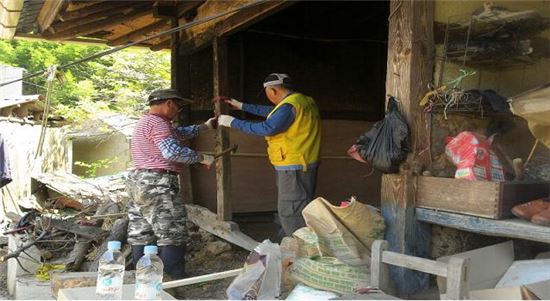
[
  {"x1": 511, "y1": 198, "x2": 550, "y2": 220},
  {"x1": 532, "y1": 207, "x2": 550, "y2": 227}
]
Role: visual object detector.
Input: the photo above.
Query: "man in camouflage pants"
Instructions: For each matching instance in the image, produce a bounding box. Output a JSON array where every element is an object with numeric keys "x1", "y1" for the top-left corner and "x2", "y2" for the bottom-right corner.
[{"x1": 126, "y1": 89, "x2": 216, "y2": 280}]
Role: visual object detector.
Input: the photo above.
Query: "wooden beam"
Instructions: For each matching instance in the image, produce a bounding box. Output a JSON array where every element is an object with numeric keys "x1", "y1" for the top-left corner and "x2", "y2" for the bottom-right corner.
[
  {"x1": 381, "y1": 0, "x2": 434, "y2": 296},
  {"x1": 416, "y1": 208, "x2": 550, "y2": 244},
  {"x1": 43, "y1": 5, "x2": 151, "y2": 40},
  {"x1": 171, "y1": 16, "x2": 196, "y2": 205},
  {"x1": 179, "y1": 1, "x2": 292, "y2": 55},
  {"x1": 58, "y1": 1, "x2": 130, "y2": 22},
  {"x1": 212, "y1": 36, "x2": 232, "y2": 221},
  {"x1": 50, "y1": 3, "x2": 150, "y2": 34},
  {"x1": 108, "y1": 19, "x2": 168, "y2": 46},
  {"x1": 185, "y1": 204, "x2": 258, "y2": 251},
  {"x1": 149, "y1": 36, "x2": 171, "y2": 51},
  {"x1": 176, "y1": 0, "x2": 204, "y2": 18},
  {"x1": 37, "y1": 0, "x2": 66, "y2": 32}
]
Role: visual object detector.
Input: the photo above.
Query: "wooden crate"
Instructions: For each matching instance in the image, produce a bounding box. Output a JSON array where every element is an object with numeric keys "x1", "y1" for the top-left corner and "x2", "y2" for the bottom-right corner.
[{"x1": 416, "y1": 177, "x2": 550, "y2": 219}]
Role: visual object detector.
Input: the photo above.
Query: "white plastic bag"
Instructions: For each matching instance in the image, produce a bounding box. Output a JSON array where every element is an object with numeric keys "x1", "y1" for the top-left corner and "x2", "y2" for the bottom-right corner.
[{"x1": 226, "y1": 240, "x2": 282, "y2": 300}]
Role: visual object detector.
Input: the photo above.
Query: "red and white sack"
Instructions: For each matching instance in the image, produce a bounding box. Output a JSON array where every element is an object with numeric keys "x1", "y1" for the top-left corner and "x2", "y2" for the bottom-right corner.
[{"x1": 445, "y1": 131, "x2": 505, "y2": 181}]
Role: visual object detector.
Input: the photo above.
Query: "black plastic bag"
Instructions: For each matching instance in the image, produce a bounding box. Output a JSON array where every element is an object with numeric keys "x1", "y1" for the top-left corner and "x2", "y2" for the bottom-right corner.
[{"x1": 350, "y1": 96, "x2": 410, "y2": 173}]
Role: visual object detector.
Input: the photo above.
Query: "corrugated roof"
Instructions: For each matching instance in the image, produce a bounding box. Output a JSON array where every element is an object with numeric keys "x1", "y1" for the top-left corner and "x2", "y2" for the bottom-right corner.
[{"x1": 16, "y1": 0, "x2": 42, "y2": 33}]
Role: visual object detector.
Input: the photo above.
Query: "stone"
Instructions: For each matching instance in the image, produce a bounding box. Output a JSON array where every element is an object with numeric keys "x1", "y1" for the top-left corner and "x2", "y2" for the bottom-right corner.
[
  {"x1": 50, "y1": 270, "x2": 136, "y2": 298},
  {"x1": 205, "y1": 241, "x2": 231, "y2": 256},
  {"x1": 15, "y1": 275, "x2": 54, "y2": 300}
]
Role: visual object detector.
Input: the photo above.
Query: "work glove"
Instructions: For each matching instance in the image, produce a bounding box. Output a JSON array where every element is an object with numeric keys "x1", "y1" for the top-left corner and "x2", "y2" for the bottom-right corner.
[
  {"x1": 218, "y1": 115, "x2": 235, "y2": 128},
  {"x1": 204, "y1": 116, "x2": 218, "y2": 129},
  {"x1": 200, "y1": 154, "x2": 215, "y2": 168},
  {"x1": 224, "y1": 98, "x2": 243, "y2": 110}
]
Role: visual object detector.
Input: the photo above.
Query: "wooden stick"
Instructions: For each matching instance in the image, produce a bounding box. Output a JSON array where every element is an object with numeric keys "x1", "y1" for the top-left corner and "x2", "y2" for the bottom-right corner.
[
  {"x1": 525, "y1": 140, "x2": 539, "y2": 167},
  {"x1": 162, "y1": 268, "x2": 243, "y2": 289},
  {"x1": 84, "y1": 212, "x2": 127, "y2": 220},
  {"x1": 1, "y1": 230, "x2": 48, "y2": 262}
]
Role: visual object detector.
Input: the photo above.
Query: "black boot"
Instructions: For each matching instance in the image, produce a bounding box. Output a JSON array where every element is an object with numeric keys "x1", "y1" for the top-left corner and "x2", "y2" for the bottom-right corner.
[
  {"x1": 159, "y1": 245, "x2": 187, "y2": 280},
  {"x1": 131, "y1": 245, "x2": 145, "y2": 269}
]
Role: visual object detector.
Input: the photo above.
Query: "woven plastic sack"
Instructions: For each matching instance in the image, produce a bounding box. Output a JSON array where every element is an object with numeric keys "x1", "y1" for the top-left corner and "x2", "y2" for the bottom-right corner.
[
  {"x1": 302, "y1": 197, "x2": 385, "y2": 267},
  {"x1": 289, "y1": 256, "x2": 369, "y2": 295}
]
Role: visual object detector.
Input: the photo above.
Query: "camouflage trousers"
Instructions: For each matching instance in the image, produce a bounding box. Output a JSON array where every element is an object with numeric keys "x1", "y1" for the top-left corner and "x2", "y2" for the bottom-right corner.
[{"x1": 125, "y1": 170, "x2": 188, "y2": 246}]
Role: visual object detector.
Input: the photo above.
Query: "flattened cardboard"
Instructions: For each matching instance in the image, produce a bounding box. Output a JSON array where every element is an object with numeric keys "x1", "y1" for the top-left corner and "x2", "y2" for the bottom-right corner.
[
  {"x1": 437, "y1": 241, "x2": 514, "y2": 293},
  {"x1": 523, "y1": 279, "x2": 550, "y2": 299},
  {"x1": 496, "y1": 259, "x2": 550, "y2": 288}
]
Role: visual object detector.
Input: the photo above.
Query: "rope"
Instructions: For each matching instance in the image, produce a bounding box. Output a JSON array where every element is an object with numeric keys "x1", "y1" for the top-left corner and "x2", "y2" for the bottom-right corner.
[{"x1": 0, "y1": 0, "x2": 269, "y2": 88}]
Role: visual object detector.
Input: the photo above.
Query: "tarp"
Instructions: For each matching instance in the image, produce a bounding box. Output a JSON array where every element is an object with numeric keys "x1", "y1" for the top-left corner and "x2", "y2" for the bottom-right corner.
[{"x1": 509, "y1": 83, "x2": 550, "y2": 148}]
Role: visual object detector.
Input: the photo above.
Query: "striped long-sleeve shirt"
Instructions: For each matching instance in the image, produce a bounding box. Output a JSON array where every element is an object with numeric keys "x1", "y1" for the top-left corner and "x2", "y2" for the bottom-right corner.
[{"x1": 130, "y1": 113, "x2": 202, "y2": 173}]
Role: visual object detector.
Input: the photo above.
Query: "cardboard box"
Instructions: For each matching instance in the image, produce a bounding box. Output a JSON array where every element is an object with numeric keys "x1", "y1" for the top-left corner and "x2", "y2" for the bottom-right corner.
[{"x1": 437, "y1": 241, "x2": 550, "y2": 300}]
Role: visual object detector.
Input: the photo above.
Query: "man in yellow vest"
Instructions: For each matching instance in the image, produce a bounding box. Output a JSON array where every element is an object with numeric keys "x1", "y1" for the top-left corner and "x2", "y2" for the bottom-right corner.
[{"x1": 217, "y1": 73, "x2": 321, "y2": 236}]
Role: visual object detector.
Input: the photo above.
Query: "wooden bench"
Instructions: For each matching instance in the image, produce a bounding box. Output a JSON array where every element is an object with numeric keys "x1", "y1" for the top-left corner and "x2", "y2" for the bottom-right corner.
[{"x1": 371, "y1": 240, "x2": 470, "y2": 300}]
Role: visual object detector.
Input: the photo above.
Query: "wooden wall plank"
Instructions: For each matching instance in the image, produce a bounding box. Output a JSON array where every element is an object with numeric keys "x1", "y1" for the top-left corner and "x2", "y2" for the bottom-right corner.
[
  {"x1": 190, "y1": 120, "x2": 381, "y2": 213},
  {"x1": 381, "y1": 0, "x2": 434, "y2": 296}
]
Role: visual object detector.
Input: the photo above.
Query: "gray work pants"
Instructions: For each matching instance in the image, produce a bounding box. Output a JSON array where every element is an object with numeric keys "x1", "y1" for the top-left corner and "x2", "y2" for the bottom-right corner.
[{"x1": 276, "y1": 168, "x2": 318, "y2": 236}]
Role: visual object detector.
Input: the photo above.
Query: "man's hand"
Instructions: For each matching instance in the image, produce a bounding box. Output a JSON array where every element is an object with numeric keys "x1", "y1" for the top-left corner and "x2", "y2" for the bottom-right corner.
[
  {"x1": 224, "y1": 98, "x2": 243, "y2": 110},
  {"x1": 204, "y1": 116, "x2": 218, "y2": 129},
  {"x1": 218, "y1": 115, "x2": 235, "y2": 128},
  {"x1": 200, "y1": 154, "x2": 215, "y2": 168}
]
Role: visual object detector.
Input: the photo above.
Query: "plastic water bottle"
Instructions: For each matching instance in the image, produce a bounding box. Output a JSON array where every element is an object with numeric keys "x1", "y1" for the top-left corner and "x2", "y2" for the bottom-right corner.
[
  {"x1": 135, "y1": 245, "x2": 164, "y2": 300},
  {"x1": 96, "y1": 241, "x2": 125, "y2": 300}
]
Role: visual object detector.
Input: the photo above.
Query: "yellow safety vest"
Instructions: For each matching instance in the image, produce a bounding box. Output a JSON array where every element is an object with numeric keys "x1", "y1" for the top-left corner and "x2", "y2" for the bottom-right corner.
[{"x1": 265, "y1": 93, "x2": 321, "y2": 171}]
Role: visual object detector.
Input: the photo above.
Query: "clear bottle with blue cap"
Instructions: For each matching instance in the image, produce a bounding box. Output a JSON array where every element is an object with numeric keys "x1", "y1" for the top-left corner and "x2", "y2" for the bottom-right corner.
[
  {"x1": 96, "y1": 240, "x2": 125, "y2": 300},
  {"x1": 135, "y1": 245, "x2": 164, "y2": 300}
]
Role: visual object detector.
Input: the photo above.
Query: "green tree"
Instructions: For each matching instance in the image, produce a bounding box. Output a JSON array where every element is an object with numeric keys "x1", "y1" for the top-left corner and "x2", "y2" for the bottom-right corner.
[{"x1": 0, "y1": 39, "x2": 170, "y2": 121}]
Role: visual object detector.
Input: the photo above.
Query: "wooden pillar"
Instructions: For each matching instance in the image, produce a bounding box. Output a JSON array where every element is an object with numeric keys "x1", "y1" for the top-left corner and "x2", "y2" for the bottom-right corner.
[
  {"x1": 381, "y1": 0, "x2": 434, "y2": 296},
  {"x1": 171, "y1": 17, "x2": 194, "y2": 204},
  {"x1": 212, "y1": 37, "x2": 232, "y2": 221}
]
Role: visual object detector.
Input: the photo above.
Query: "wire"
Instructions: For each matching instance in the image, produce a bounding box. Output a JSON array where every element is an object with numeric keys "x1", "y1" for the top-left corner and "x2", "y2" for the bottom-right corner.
[
  {"x1": 0, "y1": 0, "x2": 269, "y2": 88},
  {"x1": 246, "y1": 29, "x2": 387, "y2": 44}
]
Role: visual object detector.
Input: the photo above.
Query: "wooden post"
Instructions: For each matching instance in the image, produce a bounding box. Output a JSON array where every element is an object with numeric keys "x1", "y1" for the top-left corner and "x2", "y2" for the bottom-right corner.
[
  {"x1": 212, "y1": 37, "x2": 232, "y2": 221},
  {"x1": 381, "y1": 0, "x2": 434, "y2": 296},
  {"x1": 446, "y1": 257, "x2": 470, "y2": 300},
  {"x1": 371, "y1": 240, "x2": 391, "y2": 293},
  {"x1": 171, "y1": 17, "x2": 194, "y2": 204}
]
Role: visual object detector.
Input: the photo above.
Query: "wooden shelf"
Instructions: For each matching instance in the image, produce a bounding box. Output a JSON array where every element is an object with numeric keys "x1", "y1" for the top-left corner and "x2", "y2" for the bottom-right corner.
[{"x1": 415, "y1": 208, "x2": 550, "y2": 244}]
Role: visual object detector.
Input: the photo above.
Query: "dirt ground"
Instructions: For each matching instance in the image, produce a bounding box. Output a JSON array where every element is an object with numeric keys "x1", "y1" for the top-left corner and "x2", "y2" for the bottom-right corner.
[
  {"x1": 175, "y1": 223, "x2": 250, "y2": 300},
  {"x1": 175, "y1": 216, "x2": 280, "y2": 300}
]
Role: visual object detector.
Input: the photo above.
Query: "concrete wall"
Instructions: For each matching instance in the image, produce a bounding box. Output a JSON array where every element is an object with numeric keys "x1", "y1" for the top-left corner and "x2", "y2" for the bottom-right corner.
[
  {"x1": 71, "y1": 133, "x2": 130, "y2": 178},
  {"x1": 0, "y1": 122, "x2": 68, "y2": 218}
]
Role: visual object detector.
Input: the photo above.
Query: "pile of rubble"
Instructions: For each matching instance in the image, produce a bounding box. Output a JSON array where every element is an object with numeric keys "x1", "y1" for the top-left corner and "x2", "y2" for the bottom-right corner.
[{"x1": 1, "y1": 170, "x2": 249, "y2": 299}]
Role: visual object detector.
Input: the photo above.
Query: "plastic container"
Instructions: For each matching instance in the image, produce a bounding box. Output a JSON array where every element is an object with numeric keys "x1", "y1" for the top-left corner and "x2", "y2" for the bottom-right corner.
[
  {"x1": 135, "y1": 245, "x2": 164, "y2": 300},
  {"x1": 96, "y1": 241, "x2": 125, "y2": 300}
]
